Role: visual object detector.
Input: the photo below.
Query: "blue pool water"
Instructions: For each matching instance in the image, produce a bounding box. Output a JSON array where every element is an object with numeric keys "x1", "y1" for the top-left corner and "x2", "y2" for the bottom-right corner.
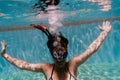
[{"x1": 0, "y1": 0, "x2": 120, "y2": 80}]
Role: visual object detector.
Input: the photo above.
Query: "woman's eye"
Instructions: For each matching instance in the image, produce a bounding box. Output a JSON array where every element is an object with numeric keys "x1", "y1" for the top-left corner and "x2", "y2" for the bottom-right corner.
[{"x1": 53, "y1": 54, "x2": 58, "y2": 58}]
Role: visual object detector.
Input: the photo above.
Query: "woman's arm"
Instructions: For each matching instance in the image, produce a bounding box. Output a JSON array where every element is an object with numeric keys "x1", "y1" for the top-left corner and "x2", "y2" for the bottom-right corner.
[
  {"x1": 0, "y1": 41, "x2": 46, "y2": 72},
  {"x1": 71, "y1": 21, "x2": 111, "y2": 66}
]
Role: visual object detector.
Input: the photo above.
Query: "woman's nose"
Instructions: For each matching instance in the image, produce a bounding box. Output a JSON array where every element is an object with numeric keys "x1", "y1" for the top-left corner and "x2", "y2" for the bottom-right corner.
[{"x1": 56, "y1": 57, "x2": 63, "y2": 62}]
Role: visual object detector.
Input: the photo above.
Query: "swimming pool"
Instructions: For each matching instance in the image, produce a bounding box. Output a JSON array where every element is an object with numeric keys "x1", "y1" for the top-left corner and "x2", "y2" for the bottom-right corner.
[{"x1": 0, "y1": 0, "x2": 120, "y2": 80}]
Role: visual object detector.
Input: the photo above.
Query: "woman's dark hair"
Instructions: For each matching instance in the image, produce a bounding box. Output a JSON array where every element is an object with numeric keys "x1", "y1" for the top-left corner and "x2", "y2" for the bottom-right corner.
[
  {"x1": 45, "y1": 0, "x2": 60, "y2": 6},
  {"x1": 47, "y1": 33, "x2": 68, "y2": 54}
]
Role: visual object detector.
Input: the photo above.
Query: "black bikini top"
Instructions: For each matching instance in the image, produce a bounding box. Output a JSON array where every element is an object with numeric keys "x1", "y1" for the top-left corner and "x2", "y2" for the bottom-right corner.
[{"x1": 49, "y1": 64, "x2": 77, "y2": 80}]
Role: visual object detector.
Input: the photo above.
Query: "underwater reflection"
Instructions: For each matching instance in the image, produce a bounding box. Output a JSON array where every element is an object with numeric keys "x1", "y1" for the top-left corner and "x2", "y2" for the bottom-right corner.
[{"x1": 86, "y1": 0, "x2": 111, "y2": 11}]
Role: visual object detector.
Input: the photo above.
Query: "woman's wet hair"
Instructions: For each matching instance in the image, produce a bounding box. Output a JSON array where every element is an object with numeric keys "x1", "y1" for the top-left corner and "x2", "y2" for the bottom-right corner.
[
  {"x1": 47, "y1": 32, "x2": 68, "y2": 55},
  {"x1": 45, "y1": 0, "x2": 60, "y2": 6}
]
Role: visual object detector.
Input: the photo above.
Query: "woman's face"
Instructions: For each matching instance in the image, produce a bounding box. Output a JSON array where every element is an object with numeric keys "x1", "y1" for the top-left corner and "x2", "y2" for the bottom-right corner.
[
  {"x1": 53, "y1": 55, "x2": 66, "y2": 67},
  {"x1": 52, "y1": 45, "x2": 67, "y2": 68},
  {"x1": 52, "y1": 46, "x2": 67, "y2": 61}
]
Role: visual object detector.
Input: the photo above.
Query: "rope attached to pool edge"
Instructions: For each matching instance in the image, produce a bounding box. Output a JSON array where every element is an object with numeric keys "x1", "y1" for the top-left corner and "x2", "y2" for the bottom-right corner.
[{"x1": 0, "y1": 16, "x2": 120, "y2": 32}]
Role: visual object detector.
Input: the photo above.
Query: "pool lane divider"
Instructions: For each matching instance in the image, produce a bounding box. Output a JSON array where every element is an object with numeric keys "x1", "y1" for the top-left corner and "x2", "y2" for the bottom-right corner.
[{"x1": 0, "y1": 16, "x2": 120, "y2": 32}]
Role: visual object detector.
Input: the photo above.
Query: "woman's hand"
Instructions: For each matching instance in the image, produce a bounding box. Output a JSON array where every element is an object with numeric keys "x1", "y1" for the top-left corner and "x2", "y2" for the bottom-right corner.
[
  {"x1": 1, "y1": 41, "x2": 7, "y2": 55},
  {"x1": 99, "y1": 21, "x2": 111, "y2": 33}
]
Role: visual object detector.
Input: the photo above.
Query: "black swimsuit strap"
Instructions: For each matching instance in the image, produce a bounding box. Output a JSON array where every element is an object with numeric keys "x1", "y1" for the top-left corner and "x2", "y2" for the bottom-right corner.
[
  {"x1": 49, "y1": 64, "x2": 55, "y2": 80},
  {"x1": 49, "y1": 64, "x2": 77, "y2": 80},
  {"x1": 66, "y1": 64, "x2": 77, "y2": 80},
  {"x1": 68, "y1": 70, "x2": 77, "y2": 80}
]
